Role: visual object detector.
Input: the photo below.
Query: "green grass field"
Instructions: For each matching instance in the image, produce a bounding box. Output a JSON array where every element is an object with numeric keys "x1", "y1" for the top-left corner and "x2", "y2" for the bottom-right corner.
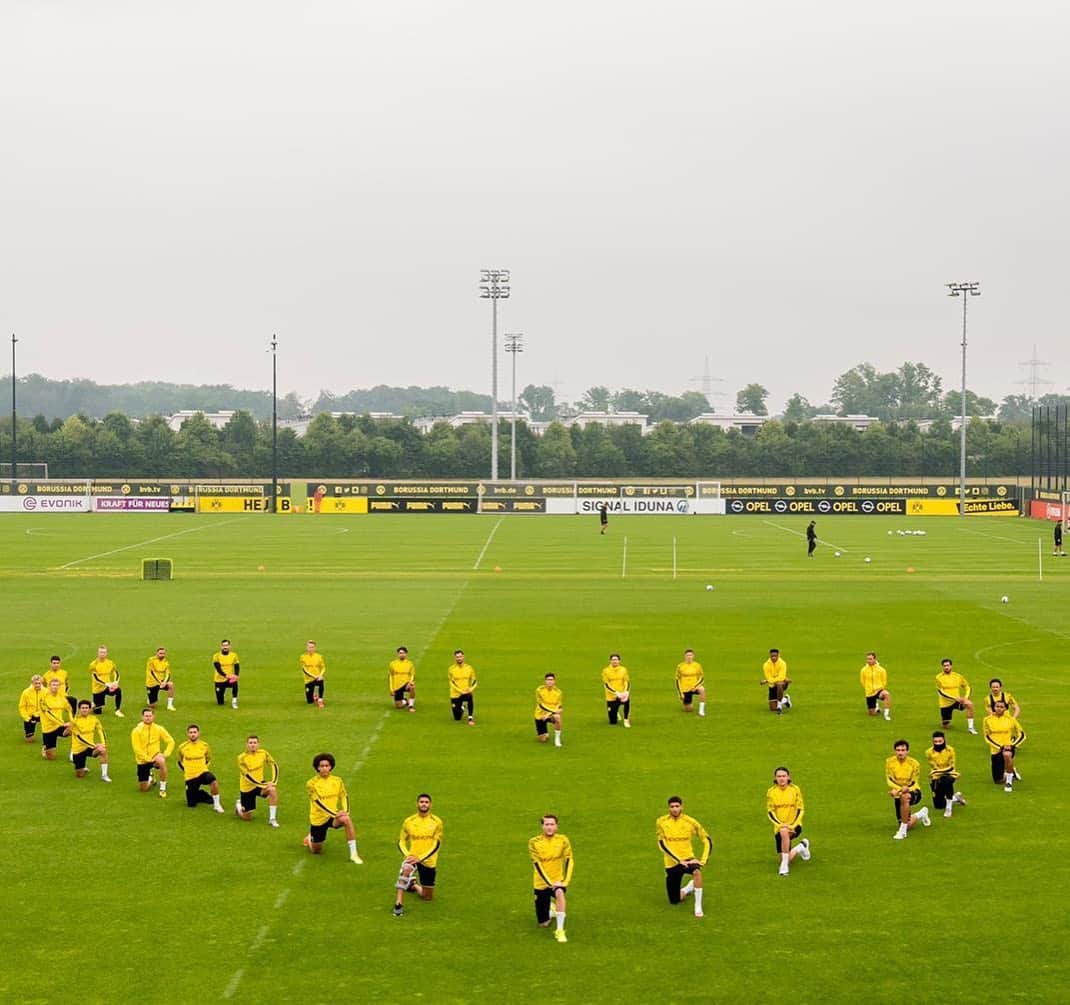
[{"x1": 2, "y1": 512, "x2": 1068, "y2": 1004}]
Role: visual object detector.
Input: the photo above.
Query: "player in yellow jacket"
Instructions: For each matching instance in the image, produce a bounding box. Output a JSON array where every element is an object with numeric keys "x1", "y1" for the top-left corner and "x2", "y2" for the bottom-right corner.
[
  {"x1": 70, "y1": 700, "x2": 111, "y2": 782},
  {"x1": 984, "y1": 678, "x2": 1021, "y2": 719},
  {"x1": 925, "y1": 731, "x2": 967, "y2": 818},
  {"x1": 236, "y1": 735, "x2": 279, "y2": 827},
  {"x1": 935, "y1": 658, "x2": 976, "y2": 733},
  {"x1": 18, "y1": 675, "x2": 45, "y2": 742},
  {"x1": 534, "y1": 673, "x2": 563, "y2": 747},
  {"x1": 131, "y1": 707, "x2": 176, "y2": 797},
  {"x1": 983, "y1": 701, "x2": 1026, "y2": 792},
  {"x1": 765, "y1": 768, "x2": 811, "y2": 875},
  {"x1": 529, "y1": 814, "x2": 573, "y2": 943},
  {"x1": 88, "y1": 644, "x2": 123, "y2": 718},
  {"x1": 145, "y1": 646, "x2": 176, "y2": 712},
  {"x1": 212, "y1": 639, "x2": 240, "y2": 709},
  {"x1": 601, "y1": 653, "x2": 631, "y2": 727},
  {"x1": 859, "y1": 651, "x2": 891, "y2": 720},
  {"x1": 760, "y1": 648, "x2": 792, "y2": 713},
  {"x1": 300, "y1": 640, "x2": 326, "y2": 707},
  {"x1": 886, "y1": 740, "x2": 931, "y2": 839},
  {"x1": 39, "y1": 677, "x2": 72, "y2": 760},
  {"x1": 177, "y1": 724, "x2": 225, "y2": 812},
  {"x1": 656, "y1": 796, "x2": 711, "y2": 913},
  {"x1": 303, "y1": 753, "x2": 363, "y2": 863},
  {"x1": 43, "y1": 656, "x2": 76, "y2": 715},
  {"x1": 389, "y1": 646, "x2": 416, "y2": 711},
  {"x1": 448, "y1": 650, "x2": 477, "y2": 725},
  {"x1": 675, "y1": 649, "x2": 706, "y2": 717},
  {"x1": 393, "y1": 793, "x2": 444, "y2": 916}
]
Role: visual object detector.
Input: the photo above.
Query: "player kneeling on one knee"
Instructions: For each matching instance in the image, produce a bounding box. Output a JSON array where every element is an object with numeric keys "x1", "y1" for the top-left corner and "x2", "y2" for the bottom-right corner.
[
  {"x1": 393, "y1": 793, "x2": 443, "y2": 916},
  {"x1": 235, "y1": 735, "x2": 279, "y2": 826},
  {"x1": 304, "y1": 753, "x2": 363, "y2": 863},
  {"x1": 766, "y1": 767, "x2": 810, "y2": 875},
  {"x1": 534, "y1": 673, "x2": 563, "y2": 747},
  {"x1": 656, "y1": 797, "x2": 711, "y2": 916},
  {"x1": 886, "y1": 740, "x2": 930, "y2": 839}
]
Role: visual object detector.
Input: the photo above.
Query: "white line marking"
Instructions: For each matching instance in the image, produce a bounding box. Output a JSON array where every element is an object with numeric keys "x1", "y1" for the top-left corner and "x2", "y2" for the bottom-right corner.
[
  {"x1": 973, "y1": 637, "x2": 1070, "y2": 688},
  {"x1": 222, "y1": 969, "x2": 245, "y2": 999},
  {"x1": 274, "y1": 890, "x2": 289, "y2": 909},
  {"x1": 291, "y1": 860, "x2": 305, "y2": 877},
  {"x1": 956, "y1": 526, "x2": 1035, "y2": 547},
  {"x1": 59, "y1": 518, "x2": 245, "y2": 569},
  {"x1": 472, "y1": 518, "x2": 503, "y2": 571},
  {"x1": 763, "y1": 520, "x2": 850, "y2": 552},
  {"x1": 249, "y1": 925, "x2": 270, "y2": 952}
]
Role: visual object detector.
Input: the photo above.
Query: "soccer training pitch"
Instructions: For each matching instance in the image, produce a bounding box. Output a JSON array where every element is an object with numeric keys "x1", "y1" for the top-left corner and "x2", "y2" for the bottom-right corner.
[{"x1": 2, "y1": 513, "x2": 1067, "y2": 1004}]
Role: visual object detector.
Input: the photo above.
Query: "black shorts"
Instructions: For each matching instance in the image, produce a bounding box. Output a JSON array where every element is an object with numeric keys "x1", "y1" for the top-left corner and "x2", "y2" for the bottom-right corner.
[
  {"x1": 137, "y1": 762, "x2": 155, "y2": 782},
  {"x1": 767, "y1": 685, "x2": 784, "y2": 700},
  {"x1": 393, "y1": 684, "x2": 411, "y2": 702},
  {"x1": 865, "y1": 694, "x2": 879, "y2": 710},
  {"x1": 893, "y1": 789, "x2": 922, "y2": 820},
  {"x1": 535, "y1": 717, "x2": 551, "y2": 736},
  {"x1": 72, "y1": 747, "x2": 100, "y2": 770},
  {"x1": 940, "y1": 703, "x2": 965, "y2": 720},
  {"x1": 42, "y1": 728, "x2": 63, "y2": 751},
  {"x1": 681, "y1": 690, "x2": 696, "y2": 706},
  {"x1": 533, "y1": 886, "x2": 563, "y2": 923},
  {"x1": 665, "y1": 862, "x2": 702, "y2": 879},
  {"x1": 309, "y1": 819, "x2": 343, "y2": 844},
  {"x1": 416, "y1": 864, "x2": 436, "y2": 888},
  {"x1": 772, "y1": 825, "x2": 803, "y2": 850},
  {"x1": 240, "y1": 787, "x2": 268, "y2": 812},
  {"x1": 146, "y1": 685, "x2": 169, "y2": 704},
  {"x1": 186, "y1": 771, "x2": 216, "y2": 789}
]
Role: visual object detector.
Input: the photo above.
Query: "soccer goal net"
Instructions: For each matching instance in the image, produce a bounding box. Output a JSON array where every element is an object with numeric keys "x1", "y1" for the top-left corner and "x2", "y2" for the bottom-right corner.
[
  {"x1": 141, "y1": 558, "x2": 174, "y2": 581},
  {"x1": 0, "y1": 461, "x2": 49, "y2": 479}
]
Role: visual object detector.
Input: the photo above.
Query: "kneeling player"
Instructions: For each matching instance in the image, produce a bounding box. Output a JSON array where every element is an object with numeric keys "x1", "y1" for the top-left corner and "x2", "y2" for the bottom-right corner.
[
  {"x1": 389, "y1": 646, "x2": 416, "y2": 711},
  {"x1": 131, "y1": 708, "x2": 175, "y2": 797},
  {"x1": 675, "y1": 649, "x2": 706, "y2": 716},
  {"x1": 983, "y1": 700, "x2": 1026, "y2": 792},
  {"x1": 304, "y1": 753, "x2": 363, "y2": 863},
  {"x1": 760, "y1": 648, "x2": 791, "y2": 714},
  {"x1": 300, "y1": 640, "x2": 326, "y2": 707},
  {"x1": 18, "y1": 675, "x2": 45, "y2": 743},
  {"x1": 177, "y1": 725, "x2": 224, "y2": 812},
  {"x1": 70, "y1": 700, "x2": 111, "y2": 782},
  {"x1": 886, "y1": 740, "x2": 930, "y2": 839},
  {"x1": 534, "y1": 673, "x2": 563, "y2": 747},
  {"x1": 656, "y1": 796, "x2": 710, "y2": 915},
  {"x1": 393, "y1": 793, "x2": 443, "y2": 917},
  {"x1": 925, "y1": 731, "x2": 966, "y2": 817},
  {"x1": 765, "y1": 768, "x2": 810, "y2": 875},
  {"x1": 236, "y1": 735, "x2": 280, "y2": 826},
  {"x1": 40, "y1": 677, "x2": 72, "y2": 761},
  {"x1": 212, "y1": 639, "x2": 240, "y2": 709},
  {"x1": 529, "y1": 814, "x2": 573, "y2": 942},
  {"x1": 860, "y1": 651, "x2": 891, "y2": 720},
  {"x1": 145, "y1": 647, "x2": 176, "y2": 712}
]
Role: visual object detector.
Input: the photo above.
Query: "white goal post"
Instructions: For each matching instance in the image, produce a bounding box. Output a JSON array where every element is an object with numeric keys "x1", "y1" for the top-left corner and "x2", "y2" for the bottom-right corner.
[{"x1": 0, "y1": 461, "x2": 49, "y2": 479}]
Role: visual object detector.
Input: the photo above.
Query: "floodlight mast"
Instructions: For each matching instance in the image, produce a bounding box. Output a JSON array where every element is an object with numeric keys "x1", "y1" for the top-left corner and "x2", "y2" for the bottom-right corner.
[
  {"x1": 946, "y1": 282, "x2": 980, "y2": 517},
  {"x1": 270, "y1": 334, "x2": 278, "y2": 513},
  {"x1": 505, "y1": 333, "x2": 524, "y2": 481},
  {"x1": 479, "y1": 269, "x2": 510, "y2": 480},
  {"x1": 9, "y1": 333, "x2": 17, "y2": 490}
]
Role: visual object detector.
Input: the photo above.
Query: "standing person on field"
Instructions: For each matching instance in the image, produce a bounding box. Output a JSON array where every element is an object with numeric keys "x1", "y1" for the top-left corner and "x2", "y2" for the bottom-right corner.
[
  {"x1": 886, "y1": 740, "x2": 931, "y2": 839},
  {"x1": 760, "y1": 648, "x2": 792, "y2": 714},
  {"x1": 300, "y1": 640, "x2": 326, "y2": 707},
  {"x1": 70, "y1": 700, "x2": 111, "y2": 782},
  {"x1": 131, "y1": 707, "x2": 175, "y2": 797},
  {"x1": 447, "y1": 650, "x2": 477, "y2": 725},
  {"x1": 145, "y1": 646, "x2": 176, "y2": 712},
  {"x1": 389, "y1": 646, "x2": 416, "y2": 711},
  {"x1": 1055, "y1": 520, "x2": 1065, "y2": 557},
  {"x1": 925, "y1": 731, "x2": 966, "y2": 818},
  {"x1": 675, "y1": 649, "x2": 706, "y2": 717},
  {"x1": 656, "y1": 796, "x2": 711, "y2": 914},
  {"x1": 859, "y1": 651, "x2": 892, "y2": 720},
  {"x1": 177, "y1": 724, "x2": 225, "y2": 812},
  {"x1": 983, "y1": 701, "x2": 1026, "y2": 792},
  {"x1": 212, "y1": 639, "x2": 240, "y2": 709},
  {"x1": 235, "y1": 734, "x2": 280, "y2": 826},
  {"x1": 598, "y1": 501, "x2": 608, "y2": 535},
  {"x1": 393, "y1": 793, "x2": 443, "y2": 917},
  {"x1": 303, "y1": 753, "x2": 363, "y2": 863},
  {"x1": 765, "y1": 768, "x2": 811, "y2": 875},
  {"x1": 806, "y1": 520, "x2": 817, "y2": 557},
  {"x1": 39, "y1": 677, "x2": 72, "y2": 761},
  {"x1": 601, "y1": 653, "x2": 631, "y2": 727},
  {"x1": 534, "y1": 673, "x2": 563, "y2": 747},
  {"x1": 529, "y1": 814, "x2": 573, "y2": 943},
  {"x1": 43, "y1": 656, "x2": 77, "y2": 715},
  {"x1": 935, "y1": 658, "x2": 976, "y2": 734},
  {"x1": 89, "y1": 645, "x2": 123, "y2": 717},
  {"x1": 984, "y1": 678, "x2": 1021, "y2": 720},
  {"x1": 18, "y1": 675, "x2": 45, "y2": 743}
]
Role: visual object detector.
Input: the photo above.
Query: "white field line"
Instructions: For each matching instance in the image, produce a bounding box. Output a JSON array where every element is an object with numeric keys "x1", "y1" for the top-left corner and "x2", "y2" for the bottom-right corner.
[
  {"x1": 955, "y1": 526, "x2": 1037, "y2": 548},
  {"x1": 973, "y1": 637, "x2": 1070, "y2": 688},
  {"x1": 472, "y1": 518, "x2": 503, "y2": 571},
  {"x1": 58, "y1": 518, "x2": 245, "y2": 570},
  {"x1": 222, "y1": 537, "x2": 479, "y2": 1001},
  {"x1": 763, "y1": 520, "x2": 850, "y2": 553}
]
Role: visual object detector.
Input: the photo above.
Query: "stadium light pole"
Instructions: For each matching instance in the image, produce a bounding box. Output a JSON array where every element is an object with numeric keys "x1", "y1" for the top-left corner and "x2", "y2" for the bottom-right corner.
[
  {"x1": 270, "y1": 334, "x2": 278, "y2": 513},
  {"x1": 947, "y1": 282, "x2": 980, "y2": 517},
  {"x1": 9, "y1": 333, "x2": 16, "y2": 489},
  {"x1": 505, "y1": 332, "x2": 524, "y2": 480},
  {"x1": 479, "y1": 269, "x2": 510, "y2": 480}
]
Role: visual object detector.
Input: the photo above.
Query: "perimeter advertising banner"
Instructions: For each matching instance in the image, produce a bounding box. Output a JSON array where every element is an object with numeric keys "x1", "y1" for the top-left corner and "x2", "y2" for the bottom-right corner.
[
  {"x1": 720, "y1": 483, "x2": 1015, "y2": 499},
  {"x1": 0, "y1": 496, "x2": 92, "y2": 513},
  {"x1": 95, "y1": 498, "x2": 172, "y2": 512},
  {"x1": 725, "y1": 498, "x2": 907, "y2": 515}
]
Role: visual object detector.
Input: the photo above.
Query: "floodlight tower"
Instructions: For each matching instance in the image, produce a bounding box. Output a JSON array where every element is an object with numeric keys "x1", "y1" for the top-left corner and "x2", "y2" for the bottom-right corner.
[
  {"x1": 270, "y1": 334, "x2": 278, "y2": 513},
  {"x1": 505, "y1": 333, "x2": 524, "y2": 480},
  {"x1": 479, "y1": 269, "x2": 510, "y2": 480},
  {"x1": 946, "y1": 282, "x2": 980, "y2": 516},
  {"x1": 9, "y1": 333, "x2": 16, "y2": 489}
]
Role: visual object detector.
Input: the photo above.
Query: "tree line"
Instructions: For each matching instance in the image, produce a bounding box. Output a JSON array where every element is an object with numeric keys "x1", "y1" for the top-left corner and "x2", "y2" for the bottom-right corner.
[{"x1": 0, "y1": 410, "x2": 1032, "y2": 479}]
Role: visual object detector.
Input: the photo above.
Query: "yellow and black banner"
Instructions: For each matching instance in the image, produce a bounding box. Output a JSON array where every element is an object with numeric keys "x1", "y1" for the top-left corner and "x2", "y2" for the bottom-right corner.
[
  {"x1": 197, "y1": 496, "x2": 269, "y2": 513},
  {"x1": 368, "y1": 499, "x2": 476, "y2": 514},
  {"x1": 479, "y1": 499, "x2": 546, "y2": 513}
]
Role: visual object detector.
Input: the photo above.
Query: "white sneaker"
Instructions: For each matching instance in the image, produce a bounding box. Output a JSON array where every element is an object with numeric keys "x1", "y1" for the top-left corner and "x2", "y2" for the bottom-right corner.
[
  {"x1": 681, "y1": 882, "x2": 694, "y2": 899},
  {"x1": 213, "y1": 805, "x2": 225, "y2": 814},
  {"x1": 114, "y1": 710, "x2": 125, "y2": 718},
  {"x1": 893, "y1": 830, "x2": 907, "y2": 840},
  {"x1": 1013, "y1": 769, "x2": 1022, "y2": 781},
  {"x1": 943, "y1": 807, "x2": 953, "y2": 818},
  {"x1": 968, "y1": 727, "x2": 978, "y2": 735},
  {"x1": 622, "y1": 719, "x2": 631, "y2": 728},
  {"x1": 231, "y1": 699, "x2": 239, "y2": 709},
  {"x1": 883, "y1": 710, "x2": 891, "y2": 721},
  {"x1": 235, "y1": 801, "x2": 243, "y2": 817},
  {"x1": 796, "y1": 838, "x2": 811, "y2": 861},
  {"x1": 694, "y1": 909, "x2": 703, "y2": 918},
  {"x1": 167, "y1": 703, "x2": 176, "y2": 711},
  {"x1": 269, "y1": 819, "x2": 280, "y2": 828},
  {"x1": 1004, "y1": 783, "x2": 1013, "y2": 793},
  {"x1": 102, "y1": 775, "x2": 112, "y2": 783},
  {"x1": 917, "y1": 807, "x2": 931, "y2": 827},
  {"x1": 698, "y1": 710, "x2": 705, "y2": 717},
  {"x1": 953, "y1": 792, "x2": 967, "y2": 806},
  {"x1": 783, "y1": 694, "x2": 792, "y2": 709},
  {"x1": 778, "y1": 863, "x2": 789, "y2": 876}
]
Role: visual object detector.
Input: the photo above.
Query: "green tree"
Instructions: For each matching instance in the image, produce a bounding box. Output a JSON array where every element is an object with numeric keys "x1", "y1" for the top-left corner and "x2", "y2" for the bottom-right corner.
[
  {"x1": 519, "y1": 385, "x2": 557, "y2": 422},
  {"x1": 534, "y1": 422, "x2": 577, "y2": 477},
  {"x1": 782, "y1": 393, "x2": 817, "y2": 421},
  {"x1": 735, "y1": 383, "x2": 769, "y2": 415},
  {"x1": 579, "y1": 386, "x2": 612, "y2": 412}
]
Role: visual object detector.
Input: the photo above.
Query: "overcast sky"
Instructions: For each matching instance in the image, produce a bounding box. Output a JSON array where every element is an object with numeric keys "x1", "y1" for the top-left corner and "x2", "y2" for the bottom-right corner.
[{"x1": 2, "y1": 1, "x2": 1066, "y2": 412}]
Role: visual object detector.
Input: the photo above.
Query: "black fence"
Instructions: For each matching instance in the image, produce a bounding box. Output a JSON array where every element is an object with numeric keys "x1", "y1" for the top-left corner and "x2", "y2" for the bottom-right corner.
[{"x1": 1032, "y1": 405, "x2": 1069, "y2": 495}]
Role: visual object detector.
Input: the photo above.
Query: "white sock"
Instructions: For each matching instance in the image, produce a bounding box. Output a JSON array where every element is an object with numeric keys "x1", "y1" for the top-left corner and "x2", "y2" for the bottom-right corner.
[
  {"x1": 100, "y1": 764, "x2": 109, "y2": 778},
  {"x1": 896, "y1": 823, "x2": 907, "y2": 836},
  {"x1": 269, "y1": 804, "x2": 277, "y2": 821},
  {"x1": 555, "y1": 912, "x2": 566, "y2": 931},
  {"x1": 967, "y1": 717, "x2": 975, "y2": 730},
  {"x1": 167, "y1": 700, "x2": 175, "y2": 709},
  {"x1": 698, "y1": 702, "x2": 706, "y2": 715},
  {"x1": 681, "y1": 881, "x2": 694, "y2": 897},
  {"x1": 212, "y1": 794, "x2": 222, "y2": 809},
  {"x1": 347, "y1": 839, "x2": 358, "y2": 855},
  {"x1": 944, "y1": 805, "x2": 953, "y2": 816},
  {"x1": 554, "y1": 730, "x2": 562, "y2": 747},
  {"x1": 1004, "y1": 773, "x2": 1013, "y2": 784},
  {"x1": 407, "y1": 698, "x2": 414, "y2": 708},
  {"x1": 693, "y1": 888, "x2": 703, "y2": 912},
  {"x1": 780, "y1": 852, "x2": 789, "y2": 868},
  {"x1": 159, "y1": 781, "x2": 167, "y2": 793}
]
